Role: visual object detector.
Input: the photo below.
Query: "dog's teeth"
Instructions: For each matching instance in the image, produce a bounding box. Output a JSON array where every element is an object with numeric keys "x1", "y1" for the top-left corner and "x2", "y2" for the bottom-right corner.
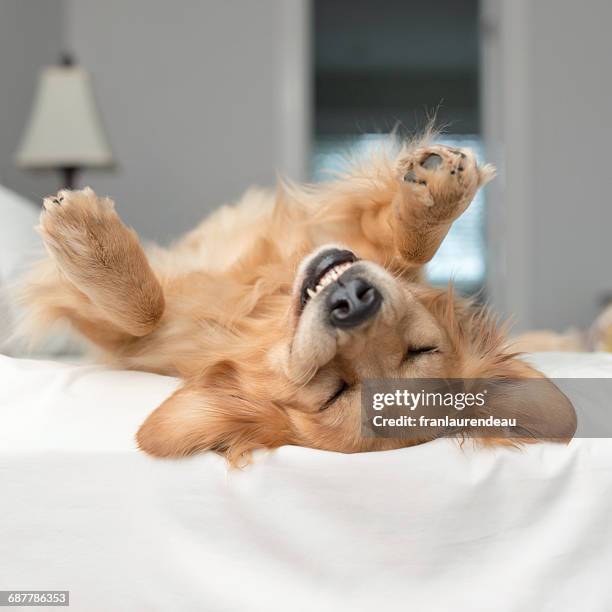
[
  {"x1": 335, "y1": 263, "x2": 349, "y2": 276},
  {"x1": 308, "y1": 261, "x2": 356, "y2": 303}
]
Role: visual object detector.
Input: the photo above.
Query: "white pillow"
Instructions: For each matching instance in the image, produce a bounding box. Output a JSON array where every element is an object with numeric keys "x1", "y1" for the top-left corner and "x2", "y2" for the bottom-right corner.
[
  {"x1": 0, "y1": 184, "x2": 41, "y2": 280},
  {"x1": 0, "y1": 185, "x2": 42, "y2": 353}
]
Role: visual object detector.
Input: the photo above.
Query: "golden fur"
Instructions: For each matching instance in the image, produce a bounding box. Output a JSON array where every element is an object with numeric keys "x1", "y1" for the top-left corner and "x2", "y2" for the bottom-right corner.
[{"x1": 18, "y1": 138, "x2": 576, "y2": 464}]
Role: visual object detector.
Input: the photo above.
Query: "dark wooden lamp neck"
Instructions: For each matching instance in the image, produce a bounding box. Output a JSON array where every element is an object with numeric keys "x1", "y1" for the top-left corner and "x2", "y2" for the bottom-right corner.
[{"x1": 60, "y1": 166, "x2": 78, "y2": 190}]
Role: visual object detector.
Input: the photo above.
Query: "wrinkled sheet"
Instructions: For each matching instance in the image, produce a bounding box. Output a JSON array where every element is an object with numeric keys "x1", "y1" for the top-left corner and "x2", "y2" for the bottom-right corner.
[{"x1": 1, "y1": 353, "x2": 612, "y2": 612}]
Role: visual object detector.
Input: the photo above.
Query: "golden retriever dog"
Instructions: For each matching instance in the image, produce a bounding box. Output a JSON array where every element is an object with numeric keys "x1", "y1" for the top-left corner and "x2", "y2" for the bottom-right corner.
[{"x1": 19, "y1": 138, "x2": 576, "y2": 464}]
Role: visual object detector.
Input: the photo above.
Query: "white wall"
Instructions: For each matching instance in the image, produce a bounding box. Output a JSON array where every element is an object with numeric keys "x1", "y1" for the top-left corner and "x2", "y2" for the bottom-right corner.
[
  {"x1": 483, "y1": 0, "x2": 612, "y2": 331},
  {"x1": 63, "y1": 0, "x2": 310, "y2": 243},
  {"x1": 0, "y1": 0, "x2": 64, "y2": 200}
]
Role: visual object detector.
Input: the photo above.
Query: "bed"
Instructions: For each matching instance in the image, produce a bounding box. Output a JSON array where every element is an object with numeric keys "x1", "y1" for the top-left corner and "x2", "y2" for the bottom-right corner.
[{"x1": 1, "y1": 352, "x2": 612, "y2": 611}]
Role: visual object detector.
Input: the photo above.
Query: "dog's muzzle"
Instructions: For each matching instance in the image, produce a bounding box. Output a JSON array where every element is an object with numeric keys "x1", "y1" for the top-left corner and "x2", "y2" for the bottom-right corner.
[{"x1": 297, "y1": 246, "x2": 383, "y2": 329}]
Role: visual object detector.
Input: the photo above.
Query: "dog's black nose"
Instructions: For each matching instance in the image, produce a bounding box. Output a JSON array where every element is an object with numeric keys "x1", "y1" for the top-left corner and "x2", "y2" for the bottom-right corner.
[{"x1": 327, "y1": 277, "x2": 382, "y2": 329}]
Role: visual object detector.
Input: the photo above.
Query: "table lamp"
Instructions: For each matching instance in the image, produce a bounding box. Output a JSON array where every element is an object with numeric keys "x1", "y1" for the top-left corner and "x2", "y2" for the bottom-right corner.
[{"x1": 14, "y1": 55, "x2": 113, "y2": 191}]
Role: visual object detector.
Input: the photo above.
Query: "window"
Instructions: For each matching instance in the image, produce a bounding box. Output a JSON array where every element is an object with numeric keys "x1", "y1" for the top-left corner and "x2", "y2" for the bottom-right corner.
[{"x1": 313, "y1": 0, "x2": 483, "y2": 294}]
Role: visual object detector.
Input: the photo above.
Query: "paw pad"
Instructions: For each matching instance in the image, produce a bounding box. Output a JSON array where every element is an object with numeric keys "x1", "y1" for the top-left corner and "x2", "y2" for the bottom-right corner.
[
  {"x1": 403, "y1": 169, "x2": 427, "y2": 186},
  {"x1": 420, "y1": 153, "x2": 443, "y2": 170},
  {"x1": 404, "y1": 169, "x2": 417, "y2": 183}
]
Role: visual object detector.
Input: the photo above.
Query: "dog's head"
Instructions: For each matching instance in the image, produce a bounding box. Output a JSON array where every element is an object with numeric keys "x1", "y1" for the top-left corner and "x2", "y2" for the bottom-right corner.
[{"x1": 137, "y1": 245, "x2": 576, "y2": 464}]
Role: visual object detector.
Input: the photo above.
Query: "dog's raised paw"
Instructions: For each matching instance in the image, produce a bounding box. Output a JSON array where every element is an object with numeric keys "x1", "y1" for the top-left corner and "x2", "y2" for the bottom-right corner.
[
  {"x1": 41, "y1": 186, "x2": 114, "y2": 218},
  {"x1": 399, "y1": 145, "x2": 492, "y2": 220},
  {"x1": 38, "y1": 187, "x2": 123, "y2": 274}
]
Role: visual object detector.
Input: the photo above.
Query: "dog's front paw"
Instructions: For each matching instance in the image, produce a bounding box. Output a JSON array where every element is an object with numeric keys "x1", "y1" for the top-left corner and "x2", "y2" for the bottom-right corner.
[
  {"x1": 38, "y1": 187, "x2": 126, "y2": 283},
  {"x1": 398, "y1": 145, "x2": 495, "y2": 222},
  {"x1": 40, "y1": 186, "x2": 116, "y2": 229}
]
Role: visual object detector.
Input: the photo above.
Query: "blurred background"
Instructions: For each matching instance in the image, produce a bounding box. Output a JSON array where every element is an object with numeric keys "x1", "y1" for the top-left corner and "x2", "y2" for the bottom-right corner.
[{"x1": 0, "y1": 0, "x2": 611, "y2": 337}]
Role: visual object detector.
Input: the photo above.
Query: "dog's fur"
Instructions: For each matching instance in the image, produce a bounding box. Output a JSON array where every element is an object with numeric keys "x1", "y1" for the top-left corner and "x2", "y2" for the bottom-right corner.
[{"x1": 19, "y1": 138, "x2": 576, "y2": 464}]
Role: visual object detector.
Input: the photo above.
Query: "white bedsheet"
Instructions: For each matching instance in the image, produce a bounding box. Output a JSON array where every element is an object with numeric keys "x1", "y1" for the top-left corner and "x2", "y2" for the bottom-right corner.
[{"x1": 1, "y1": 353, "x2": 612, "y2": 611}]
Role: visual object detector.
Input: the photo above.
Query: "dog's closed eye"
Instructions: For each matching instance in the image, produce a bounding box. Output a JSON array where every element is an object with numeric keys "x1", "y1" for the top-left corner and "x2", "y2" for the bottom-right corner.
[
  {"x1": 320, "y1": 381, "x2": 349, "y2": 411},
  {"x1": 402, "y1": 346, "x2": 439, "y2": 364}
]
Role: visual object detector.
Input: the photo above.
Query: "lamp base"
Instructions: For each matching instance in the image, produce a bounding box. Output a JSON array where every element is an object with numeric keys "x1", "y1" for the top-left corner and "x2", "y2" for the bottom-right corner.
[{"x1": 60, "y1": 166, "x2": 79, "y2": 190}]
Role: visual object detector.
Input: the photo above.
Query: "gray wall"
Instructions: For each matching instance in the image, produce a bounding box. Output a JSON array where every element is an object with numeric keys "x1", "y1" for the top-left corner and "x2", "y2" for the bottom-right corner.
[
  {"x1": 65, "y1": 0, "x2": 310, "y2": 243},
  {"x1": 530, "y1": 0, "x2": 612, "y2": 330},
  {"x1": 0, "y1": 0, "x2": 64, "y2": 201},
  {"x1": 0, "y1": 0, "x2": 309, "y2": 243},
  {"x1": 483, "y1": 0, "x2": 612, "y2": 331}
]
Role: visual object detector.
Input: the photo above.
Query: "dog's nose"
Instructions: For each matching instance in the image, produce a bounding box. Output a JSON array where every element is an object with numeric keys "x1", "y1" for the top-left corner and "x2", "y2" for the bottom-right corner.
[{"x1": 327, "y1": 277, "x2": 382, "y2": 328}]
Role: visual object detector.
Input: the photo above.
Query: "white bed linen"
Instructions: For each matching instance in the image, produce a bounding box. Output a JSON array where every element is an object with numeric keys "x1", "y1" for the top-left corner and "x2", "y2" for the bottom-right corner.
[{"x1": 1, "y1": 352, "x2": 612, "y2": 612}]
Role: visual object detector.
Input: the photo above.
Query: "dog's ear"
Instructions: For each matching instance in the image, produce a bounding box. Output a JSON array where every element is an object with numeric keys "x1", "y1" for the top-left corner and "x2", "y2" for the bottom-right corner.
[
  {"x1": 476, "y1": 378, "x2": 577, "y2": 444},
  {"x1": 136, "y1": 381, "x2": 294, "y2": 465},
  {"x1": 470, "y1": 359, "x2": 577, "y2": 444}
]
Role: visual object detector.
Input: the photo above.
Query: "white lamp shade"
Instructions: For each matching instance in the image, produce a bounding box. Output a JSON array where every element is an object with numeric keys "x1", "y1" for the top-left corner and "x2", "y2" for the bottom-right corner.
[{"x1": 15, "y1": 65, "x2": 113, "y2": 168}]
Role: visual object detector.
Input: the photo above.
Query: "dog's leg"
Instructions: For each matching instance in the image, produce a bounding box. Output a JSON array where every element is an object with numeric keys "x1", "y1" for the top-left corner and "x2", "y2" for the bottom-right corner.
[
  {"x1": 389, "y1": 144, "x2": 494, "y2": 268},
  {"x1": 27, "y1": 188, "x2": 165, "y2": 347},
  {"x1": 318, "y1": 144, "x2": 493, "y2": 275}
]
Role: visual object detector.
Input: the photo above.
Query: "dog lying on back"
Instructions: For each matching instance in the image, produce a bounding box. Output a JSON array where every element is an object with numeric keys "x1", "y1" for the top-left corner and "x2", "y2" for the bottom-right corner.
[{"x1": 20, "y1": 139, "x2": 576, "y2": 464}]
